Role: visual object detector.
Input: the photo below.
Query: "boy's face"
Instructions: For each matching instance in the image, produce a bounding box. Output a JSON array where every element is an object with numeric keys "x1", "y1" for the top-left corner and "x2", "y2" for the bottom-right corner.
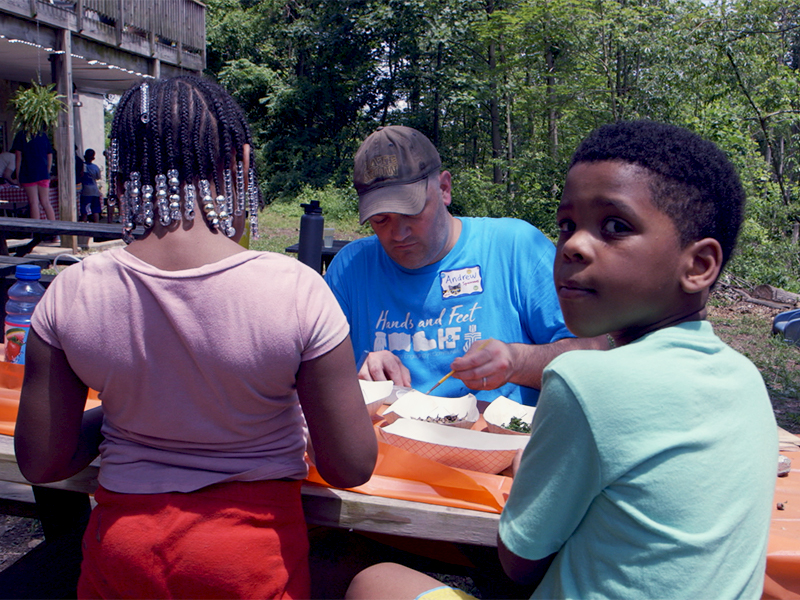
[{"x1": 554, "y1": 160, "x2": 689, "y2": 344}]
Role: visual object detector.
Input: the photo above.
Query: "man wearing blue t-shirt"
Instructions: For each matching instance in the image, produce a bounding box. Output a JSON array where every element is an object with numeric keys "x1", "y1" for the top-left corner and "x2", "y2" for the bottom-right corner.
[{"x1": 325, "y1": 126, "x2": 606, "y2": 405}]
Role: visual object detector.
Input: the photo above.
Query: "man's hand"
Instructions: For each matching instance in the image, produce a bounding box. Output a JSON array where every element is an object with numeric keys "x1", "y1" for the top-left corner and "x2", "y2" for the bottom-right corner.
[
  {"x1": 450, "y1": 338, "x2": 513, "y2": 391},
  {"x1": 358, "y1": 350, "x2": 412, "y2": 388},
  {"x1": 452, "y1": 336, "x2": 607, "y2": 391}
]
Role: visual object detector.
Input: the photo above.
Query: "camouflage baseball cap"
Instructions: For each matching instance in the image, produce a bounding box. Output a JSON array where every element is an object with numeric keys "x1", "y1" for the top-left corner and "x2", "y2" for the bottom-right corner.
[{"x1": 353, "y1": 125, "x2": 442, "y2": 224}]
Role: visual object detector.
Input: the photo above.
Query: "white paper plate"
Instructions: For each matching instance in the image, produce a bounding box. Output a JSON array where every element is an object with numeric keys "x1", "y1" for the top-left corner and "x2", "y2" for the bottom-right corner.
[
  {"x1": 382, "y1": 391, "x2": 479, "y2": 428},
  {"x1": 379, "y1": 418, "x2": 529, "y2": 474},
  {"x1": 359, "y1": 380, "x2": 394, "y2": 417},
  {"x1": 483, "y1": 395, "x2": 536, "y2": 436}
]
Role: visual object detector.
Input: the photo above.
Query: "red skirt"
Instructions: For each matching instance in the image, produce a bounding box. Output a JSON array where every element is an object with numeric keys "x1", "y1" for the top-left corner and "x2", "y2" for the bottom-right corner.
[{"x1": 78, "y1": 480, "x2": 310, "y2": 599}]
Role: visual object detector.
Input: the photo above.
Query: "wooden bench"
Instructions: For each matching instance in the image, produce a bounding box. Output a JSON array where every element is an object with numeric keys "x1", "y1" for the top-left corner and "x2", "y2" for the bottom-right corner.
[
  {"x1": 0, "y1": 217, "x2": 143, "y2": 257},
  {"x1": 0, "y1": 435, "x2": 500, "y2": 547},
  {"x1": 0, "y1": 432, "x2": 501, "y2": 596}
]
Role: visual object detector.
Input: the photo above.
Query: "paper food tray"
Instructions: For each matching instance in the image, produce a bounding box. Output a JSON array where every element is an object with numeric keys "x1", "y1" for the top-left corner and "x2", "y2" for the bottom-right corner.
[
  {"x1": 483, "y1": 395, "x2": 536, "y2": 435},
  {"x1": 359, "y1": 380, "x2": 394, "y2": 417},
  {"x1": 379, "y1": 418, "x2": 529, "y2": 474},
  {"x1": 382, "y1": 391, "x2": 479, "y2": 428}
]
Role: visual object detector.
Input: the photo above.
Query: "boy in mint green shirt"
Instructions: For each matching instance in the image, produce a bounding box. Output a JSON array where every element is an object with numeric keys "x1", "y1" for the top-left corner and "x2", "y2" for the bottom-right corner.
[
  {"x1": 346, "y1": 120, "x2": 778, "y2": 600},
  {"x1": 498, "y1": 120, "x2": 778, "y2": 599}
]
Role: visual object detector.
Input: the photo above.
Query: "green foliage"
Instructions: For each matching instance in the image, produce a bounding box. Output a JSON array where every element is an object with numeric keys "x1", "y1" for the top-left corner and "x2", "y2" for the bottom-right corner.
[
  {"x1": 206, "y1": 0, "x2": 800, "y2": 290},
  {"x1": 731, "y1": 219, "x2": 800, "y2": 292},
  {"x1": 9, "y1": 82, "x2": 65, "y2": 139},
  {"x1": 294, "y1": 183, "x2": 360, "y2": 223}
]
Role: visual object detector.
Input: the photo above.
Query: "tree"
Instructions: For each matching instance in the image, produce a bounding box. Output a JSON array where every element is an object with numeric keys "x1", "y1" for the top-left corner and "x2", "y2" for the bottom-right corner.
[{"x1": 202, "y1": 0, "x2": 800, "y2": 287}]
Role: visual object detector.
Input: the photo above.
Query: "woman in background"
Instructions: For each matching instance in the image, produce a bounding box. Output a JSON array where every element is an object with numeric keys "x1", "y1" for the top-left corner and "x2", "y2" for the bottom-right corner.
[
  {"x1": 11, "y1": 129, "x2": 56, "y2": 220},
  {"x1": 15, "y1": 75, "x2": 377, "y2": 599}
]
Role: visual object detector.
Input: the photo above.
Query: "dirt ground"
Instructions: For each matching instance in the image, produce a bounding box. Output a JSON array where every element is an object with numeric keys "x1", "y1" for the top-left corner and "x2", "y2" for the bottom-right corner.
[
  {"x1": 0, "y1": 513, "x2": 43, "y2": 574},
  {"x1": 0, "y1": 296, "x2": 797, "y2": 585}
]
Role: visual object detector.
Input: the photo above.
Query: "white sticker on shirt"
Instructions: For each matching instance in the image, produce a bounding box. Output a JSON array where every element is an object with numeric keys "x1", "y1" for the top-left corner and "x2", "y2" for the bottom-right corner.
[{"x1": 440, "y1": 266, "x2": 483, "y2": 299}]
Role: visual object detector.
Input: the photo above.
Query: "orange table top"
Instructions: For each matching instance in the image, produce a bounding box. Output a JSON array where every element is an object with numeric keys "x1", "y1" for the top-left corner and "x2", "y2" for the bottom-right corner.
[{"x1": 0, "y1": 360, "x2": 798, "y2": 598}]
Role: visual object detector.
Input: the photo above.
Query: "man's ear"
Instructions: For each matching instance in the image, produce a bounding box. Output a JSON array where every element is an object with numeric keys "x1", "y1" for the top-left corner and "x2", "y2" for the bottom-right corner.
[
  {"x1": 680, "y1": 238, "x2": 723, "y2": 294},
  {"x1": 439, "y1": 170, "x2": 452, "y2": 206}
]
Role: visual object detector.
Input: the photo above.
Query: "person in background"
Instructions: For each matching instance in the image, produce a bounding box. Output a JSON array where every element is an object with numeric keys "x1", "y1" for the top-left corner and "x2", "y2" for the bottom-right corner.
[
  {"x1": 79, "y1": 148, "x2": 103, "y2": 223},
  {"x1": 75, "y1": 145, "x2": 85, "y2": 188},
  {"x1": 15, "y1": 75, "x2": 377, "y2": 599},
  {"x1": 325, "y1": 125, "x2": 606, "y2": 406},
  {"x1": 345, "y1": 120, "x2": 777, "y2": 600},
  {"x1": 0, "y1": 142, "x2": 16, "y2": 184},
  {"x1": 11, "y1": 129, "x2": 56, "y2": 220}
]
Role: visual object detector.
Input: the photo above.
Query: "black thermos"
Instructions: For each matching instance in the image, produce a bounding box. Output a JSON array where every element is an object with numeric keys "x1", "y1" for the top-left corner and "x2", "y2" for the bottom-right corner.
[{"x1": 298, "y1": 200, "x2": 324, "y2": 272}]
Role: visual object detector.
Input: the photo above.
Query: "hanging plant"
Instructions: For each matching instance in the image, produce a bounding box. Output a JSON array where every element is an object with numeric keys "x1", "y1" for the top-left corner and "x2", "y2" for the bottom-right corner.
[{"x1": 9, "y1": 82, "x2": 66, "y2": 140}]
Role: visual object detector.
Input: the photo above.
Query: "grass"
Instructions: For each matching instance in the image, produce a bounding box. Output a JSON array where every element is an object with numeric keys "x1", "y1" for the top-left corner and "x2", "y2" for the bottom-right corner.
[
  {"x1": 249, "y1": 201, "x2": 368, "y2": 255},
  {"x1": 707, "y1": 295, "x2": 800, "y2": 433}
]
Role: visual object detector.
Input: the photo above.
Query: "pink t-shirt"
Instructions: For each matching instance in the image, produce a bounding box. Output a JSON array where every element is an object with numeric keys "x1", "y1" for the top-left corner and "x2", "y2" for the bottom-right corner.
[{"x1": 32, "y1": 248, "x2": 349, "y2": 493}]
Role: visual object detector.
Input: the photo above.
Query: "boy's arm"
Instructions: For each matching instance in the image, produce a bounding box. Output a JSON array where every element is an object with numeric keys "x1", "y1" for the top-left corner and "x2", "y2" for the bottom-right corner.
[
  {"x1": 498, "y1": 538, "x2": 556, "y2": 587},
  {"x1": 498, "y1": 369, "x2": 603, "y2": 590}
]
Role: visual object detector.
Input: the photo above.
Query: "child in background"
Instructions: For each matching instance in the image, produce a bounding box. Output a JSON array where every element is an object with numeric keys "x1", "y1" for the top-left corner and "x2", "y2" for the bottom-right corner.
[
  {"x1": 346, "y1": 120, "x2": 778, "y2": 600},
  {"x1": 79, "y1": 148, "x2": 102, "y2": 222}
]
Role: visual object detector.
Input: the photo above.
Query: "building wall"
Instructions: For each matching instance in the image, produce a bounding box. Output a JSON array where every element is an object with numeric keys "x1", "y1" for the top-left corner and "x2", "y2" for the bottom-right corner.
[{"x1": 76, "y1": 92, "x2": 107, "y2": 194}]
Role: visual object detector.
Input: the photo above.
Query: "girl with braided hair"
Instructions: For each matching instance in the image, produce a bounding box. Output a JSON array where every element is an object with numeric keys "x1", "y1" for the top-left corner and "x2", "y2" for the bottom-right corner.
[{"x1": 14, "y1": 75, "x2": 377, "y2": 599}]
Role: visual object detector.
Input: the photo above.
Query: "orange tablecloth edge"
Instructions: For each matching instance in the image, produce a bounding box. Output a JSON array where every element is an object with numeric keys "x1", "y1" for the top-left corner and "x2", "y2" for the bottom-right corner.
[
  {"x1": 306, "y1": 441, "x2": 511, "y2": 514},
  {"x1": 0, "y1": 353, "x2": 796, "y2": 598}
]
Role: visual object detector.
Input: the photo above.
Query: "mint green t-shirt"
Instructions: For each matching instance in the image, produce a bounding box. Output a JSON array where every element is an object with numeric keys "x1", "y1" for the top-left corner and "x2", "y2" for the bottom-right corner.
[{"x1": 500, "y1": 321, "x2": 777, "y2": 600}]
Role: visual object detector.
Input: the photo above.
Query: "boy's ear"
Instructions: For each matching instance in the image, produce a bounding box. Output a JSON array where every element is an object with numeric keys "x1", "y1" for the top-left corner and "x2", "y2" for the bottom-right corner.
[{"x1": 680, "y1": 238, "x2": 723, "y2": 294}]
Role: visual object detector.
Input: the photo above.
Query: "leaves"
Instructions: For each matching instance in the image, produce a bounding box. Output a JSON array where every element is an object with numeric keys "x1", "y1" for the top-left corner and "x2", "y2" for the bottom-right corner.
[
  {"x1": 9, "y1": 82, "x2": 66, "y2": 140},
  {"x1": 203, "y1": 0, "x2": 800, "y2": 286}
]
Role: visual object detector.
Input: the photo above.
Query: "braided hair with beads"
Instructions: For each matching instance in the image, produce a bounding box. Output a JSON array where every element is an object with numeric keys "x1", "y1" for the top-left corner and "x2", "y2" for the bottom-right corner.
[{"x1": 107, "y1": 75, "x2": 261, "y2": 241}]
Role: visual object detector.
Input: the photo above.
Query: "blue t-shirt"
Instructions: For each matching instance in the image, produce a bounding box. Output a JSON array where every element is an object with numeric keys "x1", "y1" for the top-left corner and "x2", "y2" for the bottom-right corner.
[
  {"x1": 81, "y1": 162, "x2": 101, "y2": 197},
  {"x1": 500, "y1": 322, "x2": 777, "y2": 599},
  {"x1": 11, "y1": 131, "x2": 52, "y2": 184},
  {"x1": 325, "y1": 217, "x2": 572, "y2": 405}
]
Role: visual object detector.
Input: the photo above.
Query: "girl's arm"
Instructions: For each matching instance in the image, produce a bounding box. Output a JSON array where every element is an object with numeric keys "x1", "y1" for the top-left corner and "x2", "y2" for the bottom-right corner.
[
  {"x1": 15, "y1": 329, "x2": 102, "y2": 483},
  {"x1": 296, "y1": 335, "x2": 378, "y2": 489}
]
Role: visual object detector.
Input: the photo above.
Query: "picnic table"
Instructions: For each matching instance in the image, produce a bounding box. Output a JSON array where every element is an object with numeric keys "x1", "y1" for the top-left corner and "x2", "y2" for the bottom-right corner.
[
  {"x1": 0, "y1": 367, "x2": 798, "y2": 598},
  {"x1": 0, "y1": 256, "x2": 51, "y2": 278},
  {"x1": 285, "y1": 239, "x2": 350, "y2": 272},
  {"x1": 0, "y1": 186, "x2": 59, "y2": 220},
  {"x1": 0, "y1": 217, "x2": 142, "y2": 256}
]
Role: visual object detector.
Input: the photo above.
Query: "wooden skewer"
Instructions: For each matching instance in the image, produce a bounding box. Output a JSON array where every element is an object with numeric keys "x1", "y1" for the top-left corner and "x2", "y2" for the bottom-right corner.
[{"x1": 425, "y1": 340, "x2": 491, "y2": 395}]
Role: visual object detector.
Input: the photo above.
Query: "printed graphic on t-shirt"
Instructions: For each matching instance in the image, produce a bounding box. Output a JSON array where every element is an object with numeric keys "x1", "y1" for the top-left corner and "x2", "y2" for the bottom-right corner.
[
  {"x1": 371, "y1": 302, "x2": 484, "y2": 355},
  {"x1": 440, "y1": 266, "x2": 483, "y2": 299}
]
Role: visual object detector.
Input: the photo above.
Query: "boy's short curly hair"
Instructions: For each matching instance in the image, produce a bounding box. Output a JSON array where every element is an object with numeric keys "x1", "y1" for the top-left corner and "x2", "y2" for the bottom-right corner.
[{"x1": 569, "y1": 120, "x2": 745, "y2": 270}]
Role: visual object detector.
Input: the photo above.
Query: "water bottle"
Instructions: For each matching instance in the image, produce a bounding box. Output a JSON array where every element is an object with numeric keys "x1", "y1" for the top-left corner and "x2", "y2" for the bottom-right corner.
[
  {"x1": 5, "y1": 264, "x2": 46, "y2": 365},
  {"x1": 298, "y1": 200, "x2": 324, "y2": 273}
]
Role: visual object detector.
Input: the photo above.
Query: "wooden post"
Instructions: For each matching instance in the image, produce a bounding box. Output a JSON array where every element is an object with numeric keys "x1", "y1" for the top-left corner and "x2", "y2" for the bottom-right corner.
[
  {"x1": 116, "y1": 0, "x2": 124, "y2": 46},
  {"x1": 75, "y1": 0, "x2": 84, "y2": 32},
  {"x1": 54, "y1": 29, "x2": 78, "y2": 252}
]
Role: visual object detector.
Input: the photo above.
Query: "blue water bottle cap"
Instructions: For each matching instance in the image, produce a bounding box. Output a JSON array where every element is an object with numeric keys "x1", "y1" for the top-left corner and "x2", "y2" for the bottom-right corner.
[{"x1": 14, "y1": 264, "x2": 42, "y2": 280}]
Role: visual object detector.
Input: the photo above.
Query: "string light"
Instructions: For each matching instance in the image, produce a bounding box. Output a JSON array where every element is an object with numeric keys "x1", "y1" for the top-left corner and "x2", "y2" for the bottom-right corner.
[{"x1": 0, "y1": 35, "x2": 155, "y2": 80}]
